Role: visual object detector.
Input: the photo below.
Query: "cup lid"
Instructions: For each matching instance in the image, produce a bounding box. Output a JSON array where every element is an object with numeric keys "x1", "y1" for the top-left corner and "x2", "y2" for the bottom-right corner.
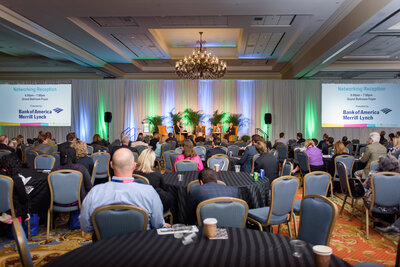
[
  {"x1": 203, "y1": 218, "x2": 217, "y2": 225},
  {"x1": 312, "y1": 245, "x2": 332, "y2": 256}
]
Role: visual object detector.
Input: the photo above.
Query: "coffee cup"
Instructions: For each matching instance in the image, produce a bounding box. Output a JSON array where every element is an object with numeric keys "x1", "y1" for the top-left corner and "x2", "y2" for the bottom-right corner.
[
  {"x1": 203, "y1": 218, "x2": 218, "y2": 238},
  {"x1": 313, "y1": 245, "x2": 332, "y2": 267},
  {"x1": 214, "y1": 164, "x2": 220, "y2": 172},
  {"x1": 234, "y1": 165, "x2": 240, "y2": 172}
]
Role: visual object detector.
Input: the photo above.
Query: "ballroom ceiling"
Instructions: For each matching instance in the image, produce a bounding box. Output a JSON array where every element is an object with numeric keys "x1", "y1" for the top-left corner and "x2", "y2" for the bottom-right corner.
[{"x1": 0, "y1": 0, "x2": 400, "y2": 79}]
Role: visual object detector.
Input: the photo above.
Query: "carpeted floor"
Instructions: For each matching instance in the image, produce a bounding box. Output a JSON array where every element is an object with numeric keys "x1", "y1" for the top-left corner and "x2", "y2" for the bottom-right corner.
[{"x1": 0, "y1": 192, "x2": 398, "y2": 266}]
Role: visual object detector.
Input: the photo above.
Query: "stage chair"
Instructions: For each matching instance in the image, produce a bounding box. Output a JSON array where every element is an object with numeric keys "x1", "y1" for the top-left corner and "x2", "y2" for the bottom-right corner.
[
  {"x1": 157, "y1": 125, "x2": 168, "y2": 137},
  {"x1": 228, "y1": 126, "x2": 239, "y2": 142},
  {"x1": 92, "y1": 204, "x2": 148, "y2": 241},
  {"x1": 174, "y1": 160, "x2": 198, "y2": 172},
  {"x1": 34, "y1": 154, "x2": 55, "y2": 170},
  {"x1": 196, "y1": 197, "x2": 248, "y2": 228}
]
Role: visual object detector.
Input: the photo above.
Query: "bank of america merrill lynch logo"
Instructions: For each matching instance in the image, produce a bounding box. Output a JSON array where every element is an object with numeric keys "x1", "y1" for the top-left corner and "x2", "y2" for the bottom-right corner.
[
  {"x1": 380, "y1": 108, "x2": 392, "y2": 114},
  {"x1": 53, "y1": 107, "x2": 63, "y2": 113}
]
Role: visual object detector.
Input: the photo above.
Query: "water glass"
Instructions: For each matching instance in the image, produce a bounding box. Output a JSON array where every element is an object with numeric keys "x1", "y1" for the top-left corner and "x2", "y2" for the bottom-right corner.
[
  {"x1": 290, "y1": 239, "x2": 307, "y2": 258},
  {"x1": 177, "y1": 174, "x2": 183, "y2": 182},
  {"x1": 234, "y1": 165, "x2": 241, "y2": 172}
]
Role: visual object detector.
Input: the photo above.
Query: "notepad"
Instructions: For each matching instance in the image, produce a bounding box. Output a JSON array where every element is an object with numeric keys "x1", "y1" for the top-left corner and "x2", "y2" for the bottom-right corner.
[{"x1": 157, "y1": 225, "x2": 199, "y2": 235}]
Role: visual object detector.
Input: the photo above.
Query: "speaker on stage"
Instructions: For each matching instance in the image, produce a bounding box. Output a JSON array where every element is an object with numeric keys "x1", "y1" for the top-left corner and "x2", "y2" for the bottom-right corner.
[
  {"x1": 104, "y1": 112, "x2": 112, "y2": 123},
  {"x1": 264, "y1": 113, "x2": 272, "y2": 124}
]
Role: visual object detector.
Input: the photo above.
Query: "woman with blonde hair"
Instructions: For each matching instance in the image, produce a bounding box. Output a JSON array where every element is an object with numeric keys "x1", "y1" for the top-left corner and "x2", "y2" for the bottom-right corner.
[
  {"x1": 71, "y1": 140, "x2": 94, "y2": 174},
  {"x1": 172, "y1": 139, "x2": 204, "y2": 172},
  {"x1": 292, "y1": 139, "x2": 325, "y2": 173},
  {"x1": 155, "y1": 135, "x2": 167, "y2": 159},
  {"x1": 134, "y1": 148, "x2": 173, "y2": 211}
]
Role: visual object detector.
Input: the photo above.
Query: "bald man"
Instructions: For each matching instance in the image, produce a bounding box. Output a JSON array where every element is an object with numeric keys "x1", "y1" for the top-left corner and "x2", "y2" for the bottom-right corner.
[{"x1": 79, "y1": 148, "x2": 169, "y2": 236}]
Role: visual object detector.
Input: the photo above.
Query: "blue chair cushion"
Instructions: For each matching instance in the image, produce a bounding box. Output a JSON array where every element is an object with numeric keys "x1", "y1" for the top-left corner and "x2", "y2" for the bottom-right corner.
[{"x1": 248, "y1": 207, "x2": 288, "y2": 225}]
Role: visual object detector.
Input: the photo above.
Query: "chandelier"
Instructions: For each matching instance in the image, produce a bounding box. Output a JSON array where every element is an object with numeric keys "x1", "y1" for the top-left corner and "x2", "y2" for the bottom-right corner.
[{"x1": 175, "y1": 32, "x2": 227, "y2": 79}]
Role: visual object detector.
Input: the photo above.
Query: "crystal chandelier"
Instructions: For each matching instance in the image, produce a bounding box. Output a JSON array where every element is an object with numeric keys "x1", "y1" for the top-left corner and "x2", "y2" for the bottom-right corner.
[{"x1": 175, "y1": 32, "x2": 227, "y2": 79}]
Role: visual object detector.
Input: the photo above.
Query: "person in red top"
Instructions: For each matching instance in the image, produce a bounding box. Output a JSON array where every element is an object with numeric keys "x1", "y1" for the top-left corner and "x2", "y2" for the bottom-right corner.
[{"x1": 172, "y1": 139, "x2": 204, "y2": 172}]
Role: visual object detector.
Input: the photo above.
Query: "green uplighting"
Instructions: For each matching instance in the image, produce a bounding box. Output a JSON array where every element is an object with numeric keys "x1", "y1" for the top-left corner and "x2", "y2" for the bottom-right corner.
[
  {"x1": 304, "y1": 92, "x2": 318, "y2": 139},
  {"x1": 97, "y1": 93, "x2": 107, "y2": 140}
]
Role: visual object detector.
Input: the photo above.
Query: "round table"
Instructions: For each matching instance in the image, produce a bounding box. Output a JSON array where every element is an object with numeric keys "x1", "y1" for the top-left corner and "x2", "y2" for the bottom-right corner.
[
  {"x1": 46, "y1": 227, "x2": 350, "y2": 267},
  {"x1": 163, "y1": 171, "x2": 270, "y2": 223}
]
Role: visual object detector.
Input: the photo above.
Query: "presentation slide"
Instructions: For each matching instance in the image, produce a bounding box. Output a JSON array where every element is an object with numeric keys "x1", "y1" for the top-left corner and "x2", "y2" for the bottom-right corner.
[
  {"x1": 0, "y1": 84, "x2": 72, "y2": 126},
  {"x1": 322, "y1": 83, "x2": 400, "y2": 127}
]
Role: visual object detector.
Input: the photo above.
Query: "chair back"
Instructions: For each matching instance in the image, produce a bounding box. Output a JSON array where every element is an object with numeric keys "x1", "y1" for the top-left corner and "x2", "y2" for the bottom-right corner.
[
  {"x1": 370, "y1": 172, "x2": 400, "y2": 209},
  {"x1": 276, "y1": 144, "x2": 288, "y2": 161},
  {"x1": 197, "y1": 197, "x2": 248, "y2": 228},
  {"x1": 0, "y1": 149, "x2": 11, "y2": 158},
  {"x1": 370, "y1": 160, "x2": 379, "y2": 172},
  {"x1": 328, "y1": 147, "x2": 334, "y2": 156},
  {"x1": 207, "y1": 157, "x2": 229, "y2": 171},
  {"x1": 298, "y1": 195, "x2": 338, "y2": 246},
  {"x1": 136, "y1": 145, "x2": 148, "y2": 155},
  {"x1": 267, "y1": 176, "x2": 299, "y2": 224},
  {"x1": 194, "y1": 146, "x2": 206, "y2": 158},
  {"x1": 91, "y1": 160, "x2": 98, "y2": 185},
  {"x1": 91, "y1": 152, "x2": 110, "y2": 180},
  {"x1": 163, "y1": 150, "x2": 176, "y2": 171},
  {"x1": 303, "y1": 171, "x2": 331, "y2": 197},
  {"x1": 359, "y1": 146, "x2": 366, "y2": 156},
  {"x1": 92, "y1": 204, "x2": 148, "y2": 240},
  {"x1": 345, "y1": 144, "x2": 353, "y2": 155},
  {"x1": 291, "y1": 143, "x2": 301, "y2": 150},
  {"x1": 48, "y1": 170, "x2": 83, "y2": 212},
  {"x1": 187, "y1": 180, "x2": 226, "y2": 195},
  {"x1": 12, "y1": 218, "x2": 33, "y2": 267},
  {"x1": 281, "y1": 160, "x2": 293, "y2": 176},
  {"x1": 336, "y1": 162, "x2": 352, "y2": 197},
  {"x1": 352, "y1": 139, "x2": 360, "y2": 144},
  {"x1": 132, "y1": 174, "x2": 150, "y2": 184},
  {"x1": 175, "y1": 147, "x2": 183, "y2": 154},
  {"x1": 0, "y1": 175, "x2": 15, "y2": 217},
  {"x1": 26, "y1": 150, "x2": 39, "y2": 168},
  {"x1": 34, "y1": 155, "x2": 55, "y2": 170},
  {"x1": 94, "y1": 145, "x2": 108, "y2": 153},
  {"x1": 204, "y1": 145, "x2": 212, "y2": 153},
  {"x1": 217, "y1": 146, "x2": 227, "y2": 154},
  {"x1": 250, "y1": 153, "x2": 260, "y2": 173},
  {"x1": 297, "y1": 152, "x2": 311, "y2": 173},
  {"x1": 167, "y1": 141, "x2": 176, "y2": 150},
  {"x1": 174, "y1": 160, "x2": 198, "y2": 172},
  {"x1": 196, "y1": 142, "x2": 205, "y2": 146},
  {"x1": 334, "y1": 155, "x2": 354, "y2": 178},
  {"x1": 51, "y1": 152, "x2": 60, "y2": 168},
  {"x1": 288, "y1": 139, "x2": 297, "y2": 146},
  {"x1": 227, "y1": 145, "x2": 240, "y2": 157},
  {"x1": 270, "y1": 150, "x2": 278, "y2": 159},
  {"x1": 87, "y1": 145, "x2": 94, "y2": 155}
]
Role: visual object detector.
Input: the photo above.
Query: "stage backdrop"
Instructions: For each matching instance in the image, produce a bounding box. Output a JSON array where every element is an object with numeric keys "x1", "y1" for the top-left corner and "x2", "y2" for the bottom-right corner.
[{"x1": 0, "y1": 79, "x2": 399, "y2": 144}]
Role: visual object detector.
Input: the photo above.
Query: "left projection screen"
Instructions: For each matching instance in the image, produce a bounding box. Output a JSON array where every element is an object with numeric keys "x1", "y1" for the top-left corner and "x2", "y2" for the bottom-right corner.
[{"x1": 0, "y1": 84, "x2": 72, "y2": 126}]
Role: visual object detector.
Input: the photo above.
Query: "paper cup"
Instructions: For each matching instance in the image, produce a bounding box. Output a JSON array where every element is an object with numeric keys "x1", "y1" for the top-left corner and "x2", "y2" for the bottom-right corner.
[
  {"x1": 203, "y1": 218, "x2": 218, "y2": 238},
  {"x1": 313, "y1": 245, "x2": 332, "y2": 267},
  {"x1": 214, "y1": 164, "x2": 220, "y2": 172},
  {"x1": 235, "y1": 165, "x2": 240, "y2": 172}
]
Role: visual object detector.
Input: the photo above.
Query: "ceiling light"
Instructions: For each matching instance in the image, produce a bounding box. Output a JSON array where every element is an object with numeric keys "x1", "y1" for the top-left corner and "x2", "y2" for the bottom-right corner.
[{"x1": 175, "y1": 32, "x2": 227, "y2": 79}]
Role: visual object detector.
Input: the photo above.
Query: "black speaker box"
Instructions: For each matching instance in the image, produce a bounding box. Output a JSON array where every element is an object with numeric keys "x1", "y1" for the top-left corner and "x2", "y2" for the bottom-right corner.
[
  {"x1": 264, "y1": 113, "x2": 272, "y2": 124},
  {"x1": 104, "y1": 112, "x2": 112, "y2": 123}
]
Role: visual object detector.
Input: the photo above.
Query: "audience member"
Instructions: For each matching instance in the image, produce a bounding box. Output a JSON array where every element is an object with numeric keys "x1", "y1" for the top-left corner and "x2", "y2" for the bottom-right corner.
[
  {"x1": 155, "y1": 135, "x2": 167, "y2": 159},
  {"x1": 274, "y1": 132, "x2": 288, "y2": 146},
  {"x1": 379, "y1": 130, "x2": 387, "y2": 145},
  {"x1": 296, "y1": 132, "x2": 305, "y2": 144},
  {"x1": 0, "y1": 135, "x2": 15, "y2": 153},
  {"x1": 174, "y1": 121, "x2": 182, "y2": 135},
  {"x1": 166, "y1": 133, "x2": 177, "y2": 143},
  {"x1": 317, "y1": 133, "x2": 329, "y2": 149},
  {"x1": 224, "y1": 123, "x2": 235, "y2": 140},
  {"x1": 53, "y1": 147, "x2": 92, "y2": 200},
  {"x1": 342, "y1": 136, "x2": 351, "y2": 146},
  {"x1": 214, "y1": 123, "x2": 222, "y2": 133},
  {"x1": 90, "y1": 134, "x2": 108, "y2": 147},
  {"x1": 186, "y1": 168, "x2": 238, "y2": 224},
  {"x1": 254, "y1": 141, "x2": 279, "y2": 181},
  {"x1": 134, "y1": 149, "x2": 174, "y2": 212},
  {"x1": 292, "y1": 139, "x2": 325, "y2": 173},
  {"x1": 195, "y1": 132, "x2": 206, "y2": 143},
  {"x1": 376, "y1": 217, "x2": 400, "y2": 235},
  {"x1": 58, "y1": 132, "x2": 77, "y2": 151},
  {"x1": 71, "y1": 140, "x2": 94, "y2": 174},
  {"x1": 239, "y1": 134, "x2": 263, "y2": 173},
  {"x1": 172, "y1": 139, "x2": 204, "y2": 172},
  {"x1": 149, "y1": 132, "x2": 160, "y2": 150},
  {"x1": 16, "y1": 135, "x2": 24, "y2": 148},
  {"x1": 35, "y1": 135, "x2": 56, "y2": 154},
  {"x1": 205, "y1": 138, "x2": 226, "y2": 162},
  {"x1": 195, "y1": 122, "x2": 206, "y2": 137},
  {"x1": 393, "y1": 131, "x2": 400, "y2": 148},
  {"x1": 322, "y1": 137, "x2": 334, "y2": 155},
  {"x1": 110, "y1": 134, "x2": 138, "y2": 157},
  {"x1": 79, "y1": 148, "x2": 169, "y2": 235},
  {"x1": 332, "y1": 141, "x2": 349, "y2": 161},
  {"x1": 355, "y1": 132, "x2": 387, "y2": 180},
  {"x1": 130, "y1": 133, "x2": 148, "y2": 147},
  {"x1": 45, "y1": 132, "x2": 57, "y2": 147}
]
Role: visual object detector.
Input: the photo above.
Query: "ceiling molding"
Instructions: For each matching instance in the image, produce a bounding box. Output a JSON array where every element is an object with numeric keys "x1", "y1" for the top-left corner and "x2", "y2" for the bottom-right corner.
[{"x1": 323, "y1": 60, "x2": 400, "y2": 71}]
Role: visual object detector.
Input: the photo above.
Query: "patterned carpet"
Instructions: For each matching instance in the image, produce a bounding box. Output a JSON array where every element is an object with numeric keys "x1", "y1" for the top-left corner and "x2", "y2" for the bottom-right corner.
[{"x1": 0, "y1": 193, "x2": 398, "y2": 266}]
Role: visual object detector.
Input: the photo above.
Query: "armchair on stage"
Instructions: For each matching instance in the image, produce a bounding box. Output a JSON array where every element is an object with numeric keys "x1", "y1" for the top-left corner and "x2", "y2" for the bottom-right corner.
[
  {"x1": 227, "y1": 126, "x2": 239, "y2": 142},
  {"x1": 173, "y1": 127, "x2": 185, "y2": 142},
  {"x1": 157, "y1": 125, "x2": 168, "y2": 137}
]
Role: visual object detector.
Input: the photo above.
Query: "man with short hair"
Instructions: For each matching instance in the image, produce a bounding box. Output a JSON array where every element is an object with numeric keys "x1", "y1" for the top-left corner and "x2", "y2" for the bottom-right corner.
[
  {"x1": 149, "y1": 132, "x2": 159, "y2": 150},
  {"x1": 239, "y1": 134, "x2": 263, "y2": 172},
  {"x1": 58, "y1": 132, "x2": 77, "y2": 151},
  {"x1": 110, "y1": 134, "x2": 138, "y2": 157},
  {"x1": 45, "y1": 132, "x2": 57, "y2": 147},
  {"x1": 35, "y1": 135, "x2": 56, "y2": 154},
  {"x1": 130, "y1": 133, "x2": 148, "y2": 147},
  {"x1": 296, "y1": 132, "x2": 305, "y2": 144},
  {"x1": 0, "y1": 135, "x2": 15, "y2": 153},
  {"x1": 195, "y1": 122, "x2": 206, "y2": 137},
  {"x1": 79, "y1": 148, "x2": 169, "y2": 236},
  {"x1": 355, "y1": 132, "x2": 387, "y2": 179},
  {"x1": 317, "y1": 133, "x2": 329, "y2": 149},
  {"x1": 205, "y1": 138, "x2": 226, "y2": 162},
  {"x1": 166, "y1": 132, "x2": 177, "y2": 144},
  {"x1": 224, "y1": 123, "x2": 235, "y2": 140},
  {"x1": 186, "y1": 168, "x2": 238, "y2": 224},
  {"x1": 274, "y1": 132, "x2": 288, "y2": 146},
  {"x1": 322, "y1": 137, "x2": 334, "y2": 155}
]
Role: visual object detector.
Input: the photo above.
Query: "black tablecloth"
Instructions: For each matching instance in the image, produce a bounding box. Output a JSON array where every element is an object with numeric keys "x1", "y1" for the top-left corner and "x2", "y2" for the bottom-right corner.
[
  {"x1": 323, "y1": 157, "x2": 366, "y2": 177},
  {"x1": 46, "y1": 227, "x2": 350, "y2": 267},
  {"x1": 163, "y1": 171, "x2": 270, "y2": 223}
]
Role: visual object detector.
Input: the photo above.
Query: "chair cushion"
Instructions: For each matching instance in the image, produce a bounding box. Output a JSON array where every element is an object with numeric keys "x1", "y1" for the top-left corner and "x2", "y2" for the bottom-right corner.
[{"x1": 248, "y1": 207, "x2": 288, "y2": 225}]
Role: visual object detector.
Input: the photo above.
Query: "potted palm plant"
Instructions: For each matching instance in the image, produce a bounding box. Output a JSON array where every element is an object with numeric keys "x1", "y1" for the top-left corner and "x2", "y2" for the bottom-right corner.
[
  {"x1": 184, "y1": 108, "x2": 205, "y2": 134},
  {"x1": 147, "y1": 115, "x2": 164, "y2": 133},
  {"x1": 169, "y1": 109, "x2": 183, "y2": 125},
  {"x1": 209, "y1": 110, "x2": 226, "y2": 126}
]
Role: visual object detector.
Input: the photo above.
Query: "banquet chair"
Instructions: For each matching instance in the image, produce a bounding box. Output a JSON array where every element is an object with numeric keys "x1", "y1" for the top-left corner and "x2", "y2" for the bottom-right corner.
[
  {"x1": 0, "y1": 149, "x2": 11, "y2": 158},
  {"x1": 250, "y1": 153, "x2": 261, "y2": 173},
  {"x1": 51, "y1": 152, "x2": 60, "y2": 168},
  {"x1": 167, "y1": 141, "x2": 176, "y2": 150},
  {"x1": 337, "y1": 162, "x2": 363, "y2": 221},
  {"x1": 132, "y1": 174, "x2": 150, "y2": 184},
  {"x1": 288, "y1": 139, "x2": 297, "y2": 146},
  {"x1": 292, "y1": 171, "x2": 331, "y2": 236},
  {"x1": 363, "y1": 172, "x2": 400, "y2": 239},
  {"x1": 168, "y1": 152, "x2": 181, "y2": 171},
  {"x1": 227, "y1": 145, "x2": 240, "y2": 157},
  {"x1": 155, "y1": 143, "x2": 170, "y2": 169},
  {"x1": 196, "y1": 197, "x2": 249, "y2": 228},
  {"x1": 47, "y1": 170, "x2": 83, "y2": 240},
  {"x1": 204, "y1": 145, "x2": 212, "y2": 153},
  {"x1": 187, "y1": 180, "x2": 226, "y2": 195},
  {"x1": 87, "y1": 145, "x2": 94, "y2": 155},
  {"x1": 276, "y1": 144, "x2": 288, "y2": 163},
  {"x1": 333, "y1": 155, "x2": 355, "y2": 195},
  {"x1": 94, "y1": 145, "x2": 108, "y2": 153},
  {"x1": 163, "y1": 150, "x2": 176, "y2": 171},
  {"x1": 297, "y1": 152, "x2": 311, "y2": 175},
  {"x1": 174, "y1": 160, "x2": 198, "y2": 172},
  {"x1": 195, "y1": 146, "x2": 206, "y2": 158},
  {"x1": 291, "y1": 143, "x2": 301, "y2": 151},
  {"x1": 359, "y1": 146, "x2": 366, "y2": 157},
  {"x1": 90, "y1": 160, "x2": 98, "y2": 185},
  {"x1": 12, "y1": 218, "x2": 33, "y2": 267},
  {"x1": 26, "y1": 150, "x2": 39, "y2": 169},
  {"x1": 175, "y1": 147, "x2": 183, "y2": 154},
  {"x1": 136, "y1": 145, "x2": 148, "y2": 155},
  {"x1": 207, "y1": 156, "x2": 229, "y2": 171},
  {"x1": 297, "y1": 195, "x2": 338, "y2": 246},
  {"x1": 370, "y1": 160, "x2": 379, "y2": 172},
  {"x1": 328, "y1": 147, "x2": 334, "y2": 156},
  {"x1": 34, "y1": 155, "x2": 55, "y2": 170},
  {"x1": 247, "y1": 176, "x2": 299, "y2": 236},
  {"x1": 0, "y1": 175, "x2": 16, "y2": 218},
  {"x1": 270, "y1": 150, "x2": 278, "y2": 159},
  {"x1": 219, "y1": 146, "x2": 228, "y2": 154},
  {"x1": 280, "y1": 160, "x2": 293, "y2": 176},
  {"x1": 196, "y1": 142, "x2": 205, "y2": 146},
  {"x1": 91, "y1": 152, "x2": 111, "y2": 182},
  {"x1": 345, "y1": 144, "x2": 353, "y2": 155},
  {"x1": 395, "y1": 150, "x2": 400, "y2": 160},
  {"x1": 92, "y1": 204, "x2": 148, "y2": 241}
]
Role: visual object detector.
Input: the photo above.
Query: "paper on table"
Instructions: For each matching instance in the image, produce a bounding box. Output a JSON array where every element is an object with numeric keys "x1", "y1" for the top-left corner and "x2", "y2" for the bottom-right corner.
[
  {"x1": 209, "y1": 228, "x2": 228, "y2": 240},
  {"x1": 157, "y1": 225, "x2": 199, "y2": 235}
]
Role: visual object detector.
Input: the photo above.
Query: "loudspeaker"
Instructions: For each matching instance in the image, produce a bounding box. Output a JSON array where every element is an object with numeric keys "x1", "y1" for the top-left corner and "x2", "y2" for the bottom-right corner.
[
  {"x1": 104, "y1": 112, "x2": 112, "y2": 123},
  {"x1": 264, "y1": 113, "x2": 272, "y2": 124}
]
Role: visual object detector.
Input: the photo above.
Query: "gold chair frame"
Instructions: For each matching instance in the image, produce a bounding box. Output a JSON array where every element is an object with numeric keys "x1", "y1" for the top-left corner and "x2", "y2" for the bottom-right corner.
[{"x1": 34, "y1": 154, "x2": 55, "y2": 170}]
